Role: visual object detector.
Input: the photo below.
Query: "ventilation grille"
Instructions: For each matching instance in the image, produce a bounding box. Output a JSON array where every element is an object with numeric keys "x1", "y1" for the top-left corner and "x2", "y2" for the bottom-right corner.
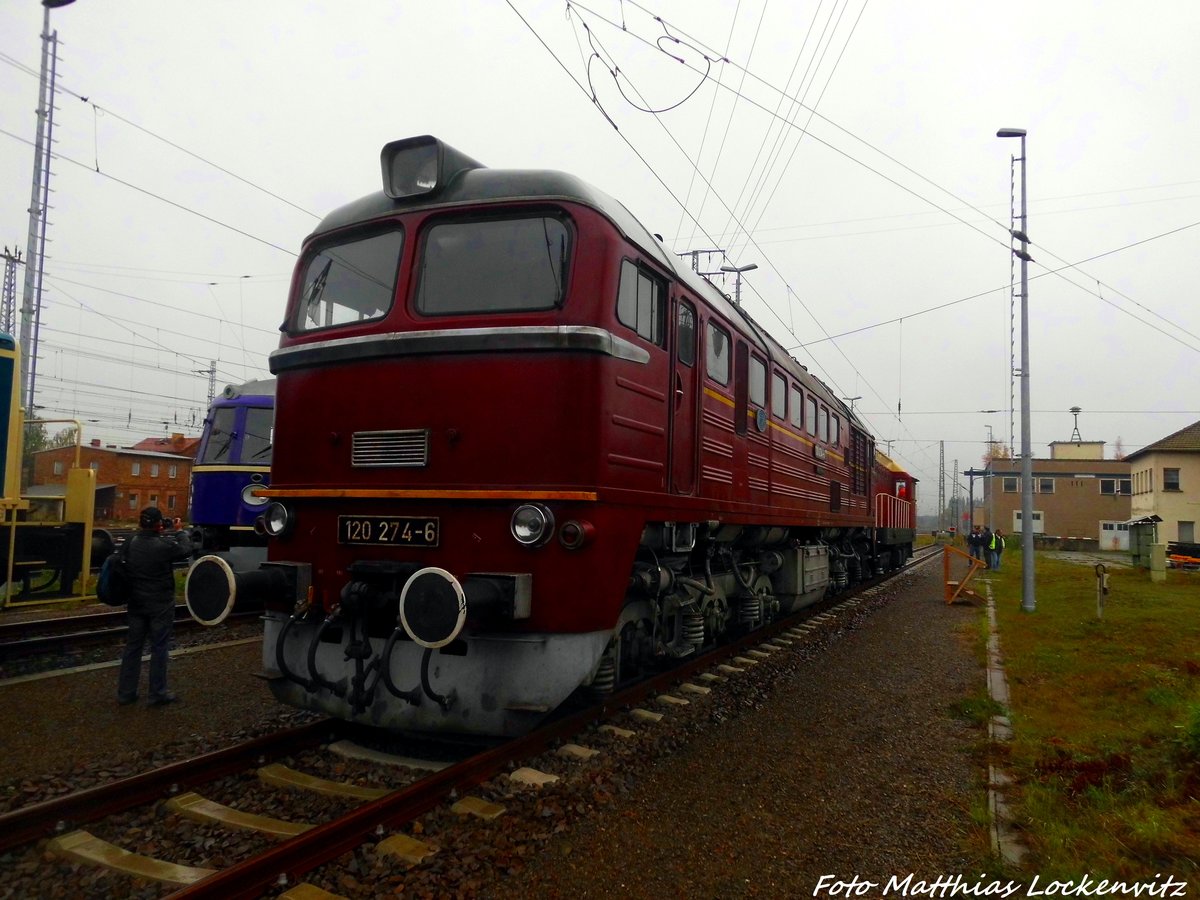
[{"x1": 352, "y1": 429, "x2": 429, "y2": 468}]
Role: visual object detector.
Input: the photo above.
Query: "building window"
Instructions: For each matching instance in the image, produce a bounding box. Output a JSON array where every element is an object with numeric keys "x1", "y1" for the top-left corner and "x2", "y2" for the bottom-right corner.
[
  {"x1": 169, "y1": 464, "x2": 178, "y2": 479},
  {"x1": 1100, "y1": 478, "x2": 1131, "y2": 495},
  {"x1": 167, "y1": 494, "x2": 176, "y2": 511},
  {"x1": 616, "y1": 259, "x2": 665, "y2": 345},
  {"x1": 90, "y1": 461, "x2": 99, "y2": 472},
  {"x1": 1164, "y1": 468, "x2": 1181, "y2": 491},
  {"x1": 771, "y1": 372, "x2": 786, "y2": 420},
  {"x1": 151, "y1": 463, "x2": 160, "y2": 478},
  {"x1": 129, "y1": 493, "x2": 138, "y2": 510},
  {"x1": 53, "y1": 460, "x2": 63, "y2": 475},
  {"x1": 1014, "y1": 509, "x2": 1044, "y2": 534},
  {"x1": 706, "y1": 322, "x2": 730, "y2": 386},
  {"x1": 1003, "y1": 477, "x2": 1018, "y2": 493},
  {"x1": 1181, "y1": 521, "x2": 1195, "y2": 543},
  {"x1": 1037, "y1": 478, "x2": 1054, "y2": 494},
  {"x1": 149, "y1": 494, "x2": 159, "y2": 507},
  {"x1": 131, "y1": 461, "x2": 141, "y2": 476}
]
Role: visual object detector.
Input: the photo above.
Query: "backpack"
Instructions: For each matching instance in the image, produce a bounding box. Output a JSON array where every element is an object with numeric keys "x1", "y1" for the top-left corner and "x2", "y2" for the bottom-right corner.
[{"x1": 97, "y1": 540, "x2": 132, "y2": 606}]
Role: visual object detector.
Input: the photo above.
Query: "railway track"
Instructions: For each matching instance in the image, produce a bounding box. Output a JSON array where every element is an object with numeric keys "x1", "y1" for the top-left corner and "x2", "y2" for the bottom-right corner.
[
  {"x1": 0, "y1": 605, "x2": 260, "y2": 665},
  {"x1": 0, "y1": 548, "x2": 940, "y2": 898}
]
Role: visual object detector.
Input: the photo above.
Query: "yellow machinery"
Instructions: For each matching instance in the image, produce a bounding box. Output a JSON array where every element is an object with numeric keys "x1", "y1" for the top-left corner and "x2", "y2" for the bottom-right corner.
[{"x1": 0, "y1": 337, "x2": 99, "y2": 608}]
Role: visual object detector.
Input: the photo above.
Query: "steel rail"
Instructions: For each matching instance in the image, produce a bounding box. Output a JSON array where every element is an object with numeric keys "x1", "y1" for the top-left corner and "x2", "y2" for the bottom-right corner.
[
  {"x1": 0, "y1": 719, "x2": 341, "y2": 853},
  {"x1": 0, "y1": 608, "x2": 259, "y2": 662},
  {"x1": 169, "y1": 549, "x2": 939, "y2": 899}
]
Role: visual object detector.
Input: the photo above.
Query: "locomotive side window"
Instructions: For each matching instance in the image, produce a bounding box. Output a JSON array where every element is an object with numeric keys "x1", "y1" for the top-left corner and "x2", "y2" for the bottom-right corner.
[
  {"x1": 830, "y1": 413, "x2": 840, "y2": 446},
  {"x1": 294, "y1": 229, "x2": 403, "y2": 332},
  {"x1": 819, "y1": 406, "x2": 829, "y2": 442},
  {"x1": 789, "y1": 385, "x2": 803, "y2": 428},
  {"x1": 749, "y1": 356, "x2": 766, "y2": 408},
  {"x1": 616, "y1": 260, "x2": 665, "y2": 344},
  {"x1": 706, "y1": 322, "x2": 730, "y2": 385},
  {"x1": 200, "y1": 407, "x2": 237, "y2": 463},
  {"x1": 771, "y1": 371, "x2": 786, "y2": 419},
  {"x1": 805, "y1": 395, "x2": 817, "y2": 435},
  {"x1": 677, "y1": 302, "x2": 696, "y2": 366},
  {"x1": 418, "y1": 214, "x2": 570, "y2": 315}
]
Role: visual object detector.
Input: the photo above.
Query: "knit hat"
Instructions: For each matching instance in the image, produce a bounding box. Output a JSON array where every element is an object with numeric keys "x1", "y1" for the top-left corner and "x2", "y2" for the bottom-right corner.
[{"x1": 139, "y1": 506, "x2": 164, "y2": 529}]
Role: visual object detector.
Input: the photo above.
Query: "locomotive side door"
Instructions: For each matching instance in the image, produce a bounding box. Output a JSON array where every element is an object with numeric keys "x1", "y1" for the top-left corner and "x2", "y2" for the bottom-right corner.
[{"x1": 670, "y1": 297, "x2": 698, "y2": 494}]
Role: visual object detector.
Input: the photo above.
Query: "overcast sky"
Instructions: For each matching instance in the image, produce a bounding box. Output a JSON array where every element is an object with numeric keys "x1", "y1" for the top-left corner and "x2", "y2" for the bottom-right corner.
[{"x1": 2, "y1": 0, "x2": 1197, "y2": 514}]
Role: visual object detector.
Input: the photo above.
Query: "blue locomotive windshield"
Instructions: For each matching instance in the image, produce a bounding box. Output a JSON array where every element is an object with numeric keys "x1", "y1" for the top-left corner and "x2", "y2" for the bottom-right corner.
[
  {"x1": 293, "y1": 229, "x2": 403, "y2": 333},
  {"x1": 416, "y1": 215, "x2": 569, "y2": 315},
  {"x1": 200, "y1": 407, "x2": 236, "y2": 463},
  {"x1": 242, "y1": 406, "x2": 273, "y2": 463},
  {"x1": 199, "y1": 406, "x2": 272, "y2": 464}
]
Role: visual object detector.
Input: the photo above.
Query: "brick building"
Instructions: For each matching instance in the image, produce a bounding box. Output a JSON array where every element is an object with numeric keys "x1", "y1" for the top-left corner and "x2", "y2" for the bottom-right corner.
[
  {"x1": 31, "y1": 438, "x2": 196, "y2": 524},
  {"x1": 983, "y1": 440, "x2": 1131, "y2": 550}
]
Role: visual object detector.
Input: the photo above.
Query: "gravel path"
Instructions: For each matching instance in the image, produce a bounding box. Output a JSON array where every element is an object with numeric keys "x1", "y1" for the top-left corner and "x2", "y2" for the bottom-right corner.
[
  {"x1": 491, "y1": 561, "x2": 988, "y2": 897},
  {"x1": 0, "y1": 637, "x2": 311, "y2": 806}
]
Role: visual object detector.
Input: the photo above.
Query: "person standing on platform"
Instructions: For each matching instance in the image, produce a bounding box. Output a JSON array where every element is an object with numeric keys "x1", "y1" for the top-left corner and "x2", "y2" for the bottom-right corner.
[
  {"x1": 990, "y1": 528, "x2": 1006, "y2": 571},
  {"x1": 981, "y1": 526, "x2": 994, "y2": 569},
  {"x1": 117, "y1": 506, "x2": 193, "y2": 706}
]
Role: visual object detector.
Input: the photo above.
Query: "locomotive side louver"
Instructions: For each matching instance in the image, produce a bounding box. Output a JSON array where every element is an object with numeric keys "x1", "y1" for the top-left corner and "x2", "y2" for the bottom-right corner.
[{"x1": 352, "y1": 429, "x2": 429, "y2": 467}]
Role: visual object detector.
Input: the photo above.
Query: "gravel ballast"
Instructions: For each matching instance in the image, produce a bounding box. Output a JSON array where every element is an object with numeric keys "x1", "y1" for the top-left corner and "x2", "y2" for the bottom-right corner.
[
  {"x1": 492, "y1": 561, "x2": 988, "y2": 897},
  {"x1": 0, "y1": 559, "x2": 991, "y2": 897}
]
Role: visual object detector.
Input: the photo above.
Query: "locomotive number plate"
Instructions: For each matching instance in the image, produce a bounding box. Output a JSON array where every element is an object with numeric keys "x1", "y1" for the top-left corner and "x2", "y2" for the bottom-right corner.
[{"x1": 338, "y1": 515, "x2": 440, "y2": 547}]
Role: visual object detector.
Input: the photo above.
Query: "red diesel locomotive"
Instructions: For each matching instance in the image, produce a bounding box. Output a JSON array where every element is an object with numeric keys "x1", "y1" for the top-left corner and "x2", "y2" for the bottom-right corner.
[{"x1": 185, "y1": 136, "x2": 916, "y2": 736}]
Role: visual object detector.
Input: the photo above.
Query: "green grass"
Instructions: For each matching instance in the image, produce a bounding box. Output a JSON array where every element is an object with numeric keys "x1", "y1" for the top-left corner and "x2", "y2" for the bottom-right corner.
[{"x1": 989, "y1": 551, "x2": 1200, "y2": 879}]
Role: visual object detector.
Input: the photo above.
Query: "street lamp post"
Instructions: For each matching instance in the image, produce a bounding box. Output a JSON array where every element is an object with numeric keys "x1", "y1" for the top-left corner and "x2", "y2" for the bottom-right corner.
[
  {"x1": 997, "y1": 126, "x2": 1035, "y2": 613},
  {"x1": 719, "y1": 263, "x2": 758, "y2": 306}
]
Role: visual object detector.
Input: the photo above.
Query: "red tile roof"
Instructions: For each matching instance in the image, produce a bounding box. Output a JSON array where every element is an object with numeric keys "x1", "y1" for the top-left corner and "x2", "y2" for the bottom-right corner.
[{"x1": 1125, "y1": 420, "x2": 1200, "y2": 461}]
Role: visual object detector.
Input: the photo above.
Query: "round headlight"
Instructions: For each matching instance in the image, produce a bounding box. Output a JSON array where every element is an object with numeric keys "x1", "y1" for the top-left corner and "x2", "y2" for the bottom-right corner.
[
  {"x1": 511, "y1": 503, "x2": 554, "y2": 546},
  {"x1": 261, "y1": 502, "x2": 291, "y2": 537},
  {"x1": 242, "y1": 484, "x2": 269, "y2": 507}
]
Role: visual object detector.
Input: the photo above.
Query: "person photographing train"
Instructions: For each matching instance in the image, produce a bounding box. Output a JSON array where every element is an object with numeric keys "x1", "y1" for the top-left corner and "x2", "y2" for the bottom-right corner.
[{"x1": 116, "y1": 506, "x2": 193, "y2": 707}]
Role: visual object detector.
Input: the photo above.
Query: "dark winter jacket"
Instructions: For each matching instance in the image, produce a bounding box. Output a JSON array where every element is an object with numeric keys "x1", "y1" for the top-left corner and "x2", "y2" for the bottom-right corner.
[{"x1": 125, "y1": 527, "x2": 192, "y2": 612}]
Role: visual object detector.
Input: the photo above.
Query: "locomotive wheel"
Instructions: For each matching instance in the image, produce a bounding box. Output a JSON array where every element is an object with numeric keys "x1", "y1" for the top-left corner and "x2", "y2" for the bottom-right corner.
[{"x1": 613, "y1": 599, "x2": 654, "y2": 683}]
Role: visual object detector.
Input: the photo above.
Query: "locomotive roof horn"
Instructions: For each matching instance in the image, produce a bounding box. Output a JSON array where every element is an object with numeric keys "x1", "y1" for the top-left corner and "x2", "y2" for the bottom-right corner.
[{"x1": 380, "y1": 135, "x2": 485, "y2": 200}]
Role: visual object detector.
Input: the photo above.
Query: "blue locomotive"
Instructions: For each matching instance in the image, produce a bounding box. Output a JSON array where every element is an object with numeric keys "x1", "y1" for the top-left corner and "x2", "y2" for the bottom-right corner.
[{"x1": 190, "y1": 379, "x2": 275, "y2": 555}]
